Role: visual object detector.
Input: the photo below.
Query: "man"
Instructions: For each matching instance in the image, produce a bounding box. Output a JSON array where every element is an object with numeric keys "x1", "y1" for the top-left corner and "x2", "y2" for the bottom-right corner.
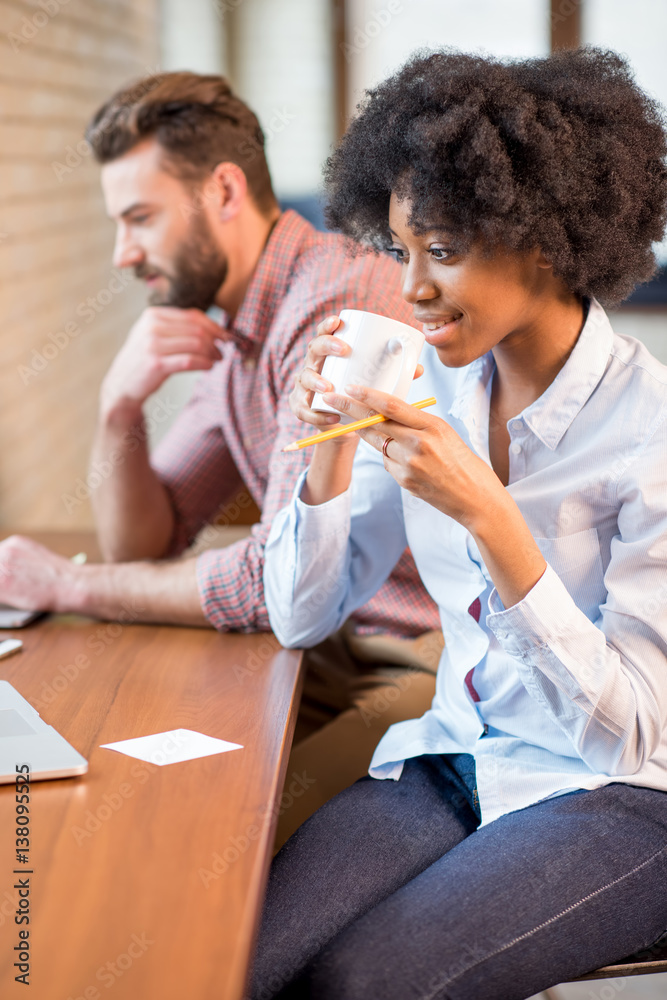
[{"x1": 0, "y1": 73, "x2": 441, "y2": 841}]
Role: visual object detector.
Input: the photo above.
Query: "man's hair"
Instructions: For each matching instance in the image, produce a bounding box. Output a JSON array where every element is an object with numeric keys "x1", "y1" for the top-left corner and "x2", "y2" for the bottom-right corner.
[
  {"x1": 85, "y1": 71, "x2": 277, "y2": 215},
  {"x1": 324, "y1": 47, "x2": 667, "y2": 305}
]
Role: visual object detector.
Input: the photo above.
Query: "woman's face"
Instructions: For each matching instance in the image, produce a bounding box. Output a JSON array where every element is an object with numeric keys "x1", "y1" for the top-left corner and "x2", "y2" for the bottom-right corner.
[{"x1": 387, "y1": 193, "x2": 559, "y2": 369}]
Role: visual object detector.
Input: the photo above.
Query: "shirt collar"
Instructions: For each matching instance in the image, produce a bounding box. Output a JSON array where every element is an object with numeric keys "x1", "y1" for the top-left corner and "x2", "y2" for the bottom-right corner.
[
  {"x1": 449, "y1": 353, "x2": 495, "y2": 462},
  {"x1": 521, "y1": 298, "x2": 613, "y2": 450},
  {"x1": 449, "y1": 298, "x2": 614, "y2": 454},
  {"x1": 221, "y1": 210, "x2": 314, "y2": 351}
]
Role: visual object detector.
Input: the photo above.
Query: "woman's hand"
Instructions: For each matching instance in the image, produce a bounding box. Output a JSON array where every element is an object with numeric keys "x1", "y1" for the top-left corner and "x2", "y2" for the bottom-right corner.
[
  {"x1": 342, "y1": 384, "x2": 547, "y2": 608},
  {"x1": 290, "y1": 315, "x2": 352, "y2": 429},
  {"x1": 293, "y1": 316, "x2": 425, "y2": 507},
  {"x1": 292, "y1": 316, "x2": 364, "y2": 505},
  {"x1": 329, "y1": 384, "x2": 497, "y2": 525}
]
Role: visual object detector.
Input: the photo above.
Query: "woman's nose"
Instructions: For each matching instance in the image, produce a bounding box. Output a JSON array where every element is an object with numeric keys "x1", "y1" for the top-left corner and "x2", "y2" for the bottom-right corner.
[{"x1": 401, "y1": 263, "x2": 439, "y2": 306}]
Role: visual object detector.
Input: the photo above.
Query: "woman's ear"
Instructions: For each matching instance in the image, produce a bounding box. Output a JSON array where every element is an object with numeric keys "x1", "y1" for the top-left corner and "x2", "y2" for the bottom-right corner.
[{"x1": 534, "y1": 249, "x2": 553, "y2": 270}]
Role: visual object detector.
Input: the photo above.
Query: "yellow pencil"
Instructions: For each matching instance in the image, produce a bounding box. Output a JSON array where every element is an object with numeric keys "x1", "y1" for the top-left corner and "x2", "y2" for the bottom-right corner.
[{"x1": 282, "y1": 397, "x2": 437, "y2": 452}]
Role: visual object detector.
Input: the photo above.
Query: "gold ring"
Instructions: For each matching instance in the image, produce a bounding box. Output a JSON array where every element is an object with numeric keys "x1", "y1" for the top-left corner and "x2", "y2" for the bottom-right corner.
[{"x1": 382, "y1": 436, "x2": 393, "y2": 459}]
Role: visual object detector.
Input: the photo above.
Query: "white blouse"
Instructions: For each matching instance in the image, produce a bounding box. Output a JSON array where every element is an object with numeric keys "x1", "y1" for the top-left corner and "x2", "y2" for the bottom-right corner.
[{"x1": 264, "y1": 300, "x2": 667, "y2": 825}]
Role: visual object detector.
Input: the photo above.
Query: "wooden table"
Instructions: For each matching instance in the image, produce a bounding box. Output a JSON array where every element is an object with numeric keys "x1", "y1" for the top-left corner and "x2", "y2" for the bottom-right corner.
[{"x1": 0, "y1": 533, "x2": 303, "y2": 999}]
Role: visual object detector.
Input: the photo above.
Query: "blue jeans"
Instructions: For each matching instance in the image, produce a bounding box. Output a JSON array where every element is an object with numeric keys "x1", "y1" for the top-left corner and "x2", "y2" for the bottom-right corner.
[{"x1": 250, "y1": 754, "x2": 667, "y2": 1000}]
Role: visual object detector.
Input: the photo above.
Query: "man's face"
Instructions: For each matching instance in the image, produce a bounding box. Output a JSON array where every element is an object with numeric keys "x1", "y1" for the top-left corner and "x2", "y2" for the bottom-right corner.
[{"x1": 101, "y1": 138, "x2": 228, "y2": 310}]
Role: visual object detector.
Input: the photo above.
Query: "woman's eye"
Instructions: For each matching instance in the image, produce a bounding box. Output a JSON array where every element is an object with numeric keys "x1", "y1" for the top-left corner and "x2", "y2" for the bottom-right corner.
[
  {"x1": 387, "y1": 247, "x2": 408, "y2": 263},
  {"x1": 429, "y1": 247, "x2": 451, "y2": 260}
]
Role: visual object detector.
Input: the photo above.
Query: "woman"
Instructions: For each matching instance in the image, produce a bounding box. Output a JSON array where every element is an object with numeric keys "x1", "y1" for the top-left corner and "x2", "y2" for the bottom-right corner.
[{"x1": 252, "y1": 48, "x2": 667, "y2": 999}]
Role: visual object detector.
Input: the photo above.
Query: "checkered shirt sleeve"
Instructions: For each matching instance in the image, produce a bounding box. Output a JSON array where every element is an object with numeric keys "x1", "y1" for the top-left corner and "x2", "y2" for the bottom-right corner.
[{"x1": 153, "y1": 216, "x2": 441, "y2": 636}]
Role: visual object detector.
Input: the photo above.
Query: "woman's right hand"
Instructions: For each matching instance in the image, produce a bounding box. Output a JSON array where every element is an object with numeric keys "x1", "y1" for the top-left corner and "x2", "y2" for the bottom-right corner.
[
  {"x1": 293, "y1": 316, "x2": 361, "y2": 505},
  {"x1": 290, "y1": 315, "x2": 353, "y2": 429}
]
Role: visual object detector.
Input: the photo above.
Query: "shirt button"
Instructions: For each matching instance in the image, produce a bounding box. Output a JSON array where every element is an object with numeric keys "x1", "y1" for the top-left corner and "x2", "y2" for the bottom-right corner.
[
  {"x1": 511, "y1": 419, "x2": 524, "y2": 431},
  {"x1": 510, "y1": 441, "x2": 522, "y2": 455},
  {"x1": 243, "y1": 357, "x2": 257, "y2": 371}
]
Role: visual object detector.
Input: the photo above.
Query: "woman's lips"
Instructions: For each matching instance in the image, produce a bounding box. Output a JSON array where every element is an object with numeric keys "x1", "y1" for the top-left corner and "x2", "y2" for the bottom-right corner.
[{"x1": 421, "y1": 315, "x2": 463, "y2": 345}]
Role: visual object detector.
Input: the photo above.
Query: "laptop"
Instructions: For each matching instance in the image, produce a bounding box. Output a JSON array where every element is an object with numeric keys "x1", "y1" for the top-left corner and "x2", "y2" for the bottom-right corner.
[
  {"x1": 0, "y1": 681, "x2": 88, "y2": 782},
  {"x1": 0, "y1": 605, "x2": 45, "y2": 629}
]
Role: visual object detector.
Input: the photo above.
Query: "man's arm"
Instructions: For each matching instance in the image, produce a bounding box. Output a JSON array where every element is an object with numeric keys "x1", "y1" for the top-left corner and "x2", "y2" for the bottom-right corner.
[
  {"x1": 0, "y1": 399, "x2": 302, "y2": 631},
  {"x1": 0, "y1": 306, "x2": 310, "y2": 629},
  {"x1": 0, "y1": 535, "x2": 206, "y2": 626},
  {"x1": 92, "y1": 306, "x2": 223, "y2": 562},
  {"x1": 91, "y1": 401, "x2": 175, "y2": 563},
  {"x1": 194, "y1": 392, "x2": 311, "y2": 632}
]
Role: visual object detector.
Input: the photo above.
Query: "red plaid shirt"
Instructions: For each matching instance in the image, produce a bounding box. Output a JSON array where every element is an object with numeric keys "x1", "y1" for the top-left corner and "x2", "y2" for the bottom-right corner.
[{"x1": 152, "y1": 211, "x2": 441, "y2": 636}]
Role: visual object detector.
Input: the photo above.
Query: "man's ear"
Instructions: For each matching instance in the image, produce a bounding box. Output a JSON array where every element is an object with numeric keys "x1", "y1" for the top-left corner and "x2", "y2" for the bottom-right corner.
[{"x1": 210, "y1": 162, "x2": 248, "y2": 222}]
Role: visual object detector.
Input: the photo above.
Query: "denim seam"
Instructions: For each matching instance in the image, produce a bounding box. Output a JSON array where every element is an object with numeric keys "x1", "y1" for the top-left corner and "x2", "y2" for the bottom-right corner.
[{"x1": 422, "y1": 843, "x2": 667, "y2": 1000}]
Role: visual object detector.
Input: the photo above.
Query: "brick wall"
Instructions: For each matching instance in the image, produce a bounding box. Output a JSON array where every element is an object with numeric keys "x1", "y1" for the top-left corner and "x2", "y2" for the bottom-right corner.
[{"x1": 0, "y1": 0, "x2": 159, "y2": 530}]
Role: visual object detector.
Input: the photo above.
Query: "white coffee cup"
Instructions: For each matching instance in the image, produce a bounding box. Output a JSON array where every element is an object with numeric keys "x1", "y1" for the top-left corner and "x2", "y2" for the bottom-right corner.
[{"x1": 312, "y1": 310, "x2": 425, "y2": 424}]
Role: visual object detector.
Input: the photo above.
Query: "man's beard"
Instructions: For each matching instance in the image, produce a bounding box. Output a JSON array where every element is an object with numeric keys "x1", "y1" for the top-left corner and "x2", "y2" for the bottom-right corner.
[{"x1": 137, "y1": 215, "x2": 228, "y2": 310}]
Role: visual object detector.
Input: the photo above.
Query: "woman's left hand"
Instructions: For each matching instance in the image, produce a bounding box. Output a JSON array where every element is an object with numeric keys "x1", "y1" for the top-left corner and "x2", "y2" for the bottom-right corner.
[
  {"x1": 339, "y1": 384, "x2": 504, "y2": 530},
  {"x1": 323, "y1": 383, "x2": 547, "y2": 608}
]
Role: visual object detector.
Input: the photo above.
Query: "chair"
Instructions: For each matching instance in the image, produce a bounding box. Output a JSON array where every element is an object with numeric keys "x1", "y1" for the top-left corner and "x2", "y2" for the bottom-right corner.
[{"x1": 540, "y1": 931, "x2": 667, "y2": 998}]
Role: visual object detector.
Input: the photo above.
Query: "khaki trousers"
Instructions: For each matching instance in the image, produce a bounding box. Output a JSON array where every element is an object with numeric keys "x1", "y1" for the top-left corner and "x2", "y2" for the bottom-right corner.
[{"x1": 274, "y1": 627, "x2": 443, "y2": 850}]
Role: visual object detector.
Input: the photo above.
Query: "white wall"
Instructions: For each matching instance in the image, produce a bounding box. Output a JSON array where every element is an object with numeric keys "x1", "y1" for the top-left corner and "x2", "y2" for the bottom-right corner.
[
  {"x1": 583, "y1": 0, "x2": 667, "y2": 108},
  {"x1": 345, "y1": 0, "x2": 549, "y2": 117},
  {"x1": 160, "y1": 0, "x2": 228, "y2": 74},
  {"x1": 583, "y1": 0, "x2": 667, "y2": 265},
  {"x1": 231, "y1": 0, "x2": 335, "y2": 198},
  {"x1": 153, "y1": 0, "x2": 338, "y2": 447},
  {"x1": 150, "y1": 0, "x2": 231, "y2": 446},
  {"x1": 608, "y1": 310, "x2": 667, "y2": 366}
]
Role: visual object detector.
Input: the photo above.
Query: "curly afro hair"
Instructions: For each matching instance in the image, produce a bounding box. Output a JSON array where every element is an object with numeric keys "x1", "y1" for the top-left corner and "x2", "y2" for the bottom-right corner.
[{"x1": 324, "y1": 47, "x2": 667, "y2": 305}]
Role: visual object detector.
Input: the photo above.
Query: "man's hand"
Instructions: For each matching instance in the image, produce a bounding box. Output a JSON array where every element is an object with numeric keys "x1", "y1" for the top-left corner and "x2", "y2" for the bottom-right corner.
[
  {"x1": 92, "y1": 306, "x2": 222, "y2": 561},
  {"x1": 0, "y1": 536, "x2": 82, "y2": 613},
  {"x1": 0, "y1": 535, "x2": 207, "y2": 626},
  {"x1": 100, "y1": 307, "x2": 224, "y2": 421}
]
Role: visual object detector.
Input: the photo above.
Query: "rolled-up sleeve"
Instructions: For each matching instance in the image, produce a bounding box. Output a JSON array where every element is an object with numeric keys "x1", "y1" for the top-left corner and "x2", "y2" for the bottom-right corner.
[
  {"x1": 487, "y1": 414, "x2": 667, "y2": 776},
  {"x1": 195, "y1": 382, "x2": 310, "y2": 633},
  {"x1": 264, "y1": 444, "x2": 410, "y2": 648}
]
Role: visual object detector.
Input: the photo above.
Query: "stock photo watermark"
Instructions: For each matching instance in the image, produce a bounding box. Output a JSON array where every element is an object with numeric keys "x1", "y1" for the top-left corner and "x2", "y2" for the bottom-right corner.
[
  {"x1": 60, "y1": 395, "x2": 179, "y2": 514},
  {"x1": 64, "y1": 932, "x2": 154, "y2": 999},
  {"x1": 198, "y1": 769, "x2": 316, "y2": 888},
  {"x1": 7, "y1": 0, "x2": 71, "y2": 54},
  {"x1": 17, "y1": 269, "x2": 135, "y2": 386},
  {"x1": 50, "y1": 67, "x2": 162, "y2": 182},
  {"x1": 549, "y1": 0, "x2": 583, "y2": 30},
  {"x1": 212, "y1": 0, "x2": 244, "y2": 22},
  {"x1": 231, "y1": 634, "x2": 281, "y2": 684},
  {"x1": 11, "y1": 764, "x2": 32, "y2": 985},
  {"x1": 341, "y1": 0, "x2": 404, "y2": 63},
  {"x1": 34, "y1": 598, "x2": 145, "y2": 712},
  {"x1": 69, "y1": 731, "x2": 199, "y2": 848},
  {"x1": 69, "y1": 761, "x2": 156, "y2": 847},
  {"x1": 180, "y1": 107, "x2": 297, "y2": 222}
]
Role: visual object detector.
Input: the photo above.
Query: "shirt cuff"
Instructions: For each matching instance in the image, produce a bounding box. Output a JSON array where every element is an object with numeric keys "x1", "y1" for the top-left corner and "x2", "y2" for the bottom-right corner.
[
  {"x1": 487, "y1": 563, "x2": 584, "y2": 656},
  {"x1": 294, "y1": 469, "x2": 352, "y2": 542},
  {"x1": 195, "y1": 543, "x2": 270, "y2": 633},
  {"x1": 196, "y1": 548, "x2": 229, "y2": 629}
]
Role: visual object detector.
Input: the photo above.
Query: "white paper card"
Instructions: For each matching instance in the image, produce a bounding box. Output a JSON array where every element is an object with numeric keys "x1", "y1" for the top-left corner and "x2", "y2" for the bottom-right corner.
[{"x1": 100, "y1": 728, "x2": 243, "y2": 766}]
